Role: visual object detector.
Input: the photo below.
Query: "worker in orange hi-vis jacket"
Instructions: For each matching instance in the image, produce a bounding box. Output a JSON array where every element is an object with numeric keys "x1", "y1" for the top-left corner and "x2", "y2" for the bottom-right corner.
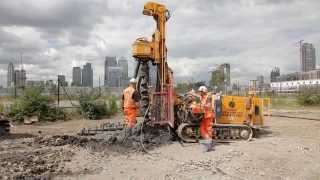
[
  {"x1": 122, "y1": 78, "x2": 140, "y2": 129},
  {"x1": 198, "y1": 85, "x2": 215, "y2": 152}
]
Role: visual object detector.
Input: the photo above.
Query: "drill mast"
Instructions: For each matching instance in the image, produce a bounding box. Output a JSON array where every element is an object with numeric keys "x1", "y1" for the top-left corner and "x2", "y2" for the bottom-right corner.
[{"x1": 132, "y1": 2, "x2": 174, "y2": 126}]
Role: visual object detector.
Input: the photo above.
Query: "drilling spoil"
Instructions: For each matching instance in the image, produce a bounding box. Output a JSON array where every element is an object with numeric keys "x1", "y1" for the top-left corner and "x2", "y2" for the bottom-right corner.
[
  {"x1": 1, "y1": 108, "x2": 320, "y2": 180},
  {"x1": 0, "y1": 122, "x2": 172, "y2": 179}
]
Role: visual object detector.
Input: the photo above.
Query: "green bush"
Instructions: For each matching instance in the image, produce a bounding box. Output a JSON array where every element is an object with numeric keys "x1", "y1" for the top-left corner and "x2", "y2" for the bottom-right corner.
[
  {"x1": 9, "y1": 100, "x2": 25, "y2": 121},
  {"x1": 79, "y1": 92, "x2": 106, "y2": 120},
  {"x1": 297, "y1": 88, "x2": 320, "y2": 106},
  {"x1": 107, "y1": 96, "x2": 118, "y2": 116},
  {"x1": 9, "y1": 88, "x2": 65, "y2": 122},
  {"x1": 79, "y1": 92, "x2": 119, "y2": 120}
]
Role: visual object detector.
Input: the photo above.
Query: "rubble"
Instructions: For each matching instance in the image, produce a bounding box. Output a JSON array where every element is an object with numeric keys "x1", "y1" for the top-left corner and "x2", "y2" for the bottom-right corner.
[
  {"x1": 0, "y1": 123, "x2": 173, "y2": 179},
  {"x1": 0, "y1": 148, "x2": 74, "y2": 180}
]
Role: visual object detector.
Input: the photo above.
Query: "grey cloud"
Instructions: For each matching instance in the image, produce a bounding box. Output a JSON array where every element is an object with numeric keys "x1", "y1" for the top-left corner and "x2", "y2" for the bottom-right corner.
[
  {"x1": 0, "y1": 1, "x2": 106, "y2": 29},
  {"x1": 0, "y1": 0, "x2": 107, "y2": 47},
  {"x1": 0, "y1": 0, "x2": 320, "y2": 87}
]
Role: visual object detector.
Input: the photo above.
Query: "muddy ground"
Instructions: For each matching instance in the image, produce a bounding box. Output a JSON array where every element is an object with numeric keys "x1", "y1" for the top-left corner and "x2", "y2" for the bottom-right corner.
[{"x1": 1, "y1": 108, "x2": 320, "y2": 180}]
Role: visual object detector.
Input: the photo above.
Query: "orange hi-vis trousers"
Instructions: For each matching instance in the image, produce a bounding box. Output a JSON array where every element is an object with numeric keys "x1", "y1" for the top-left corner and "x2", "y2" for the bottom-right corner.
[
  {"x1": 200, "y1": 110, "x2": 214, "y2": 139},
  {"x1": 123, "y1": 107, "x2": 137, "y2": 128},
  {"x1": 191, "y1": 103, "x2": 214, "y2": 139}
]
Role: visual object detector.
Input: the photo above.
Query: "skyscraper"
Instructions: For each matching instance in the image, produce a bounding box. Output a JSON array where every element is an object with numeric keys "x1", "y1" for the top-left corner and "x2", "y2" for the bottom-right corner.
[
  {"x1": 72, "y1": 67, "x2": 82, "y2": 86},
  {"x1": 118, "y1": 57, "x2": 128, "y2": 87},
  {"x1": 104, "y1": 56, "x2": 129, "y2": 87},
  {"x1": 257, "y1": 75, "x2": 264, "y2": 90},
  {"x1": 270, "y1": 67, "x2": 280, "y2": 82},
  {"x1": 7, "y1": 62, "x2": 14, "y2": 88},
  {"x1": 82, "y1": 63, "x2": 93, "y2": 87},
  {"x1": 220, "y1": 63, "x2": 231, "y2": 86},
  {"x1": 108, "y1": 67, "x2": 122, "y2": 87},
  {"x1": 14, "y1": 69, "x2": 26, "y2": 88},
  {"x1": 301, "y1": 42, "x2": 316, "y2": 72},
  {"x1": 104, "y1": 56, "x2": 117, "y2": 86}
]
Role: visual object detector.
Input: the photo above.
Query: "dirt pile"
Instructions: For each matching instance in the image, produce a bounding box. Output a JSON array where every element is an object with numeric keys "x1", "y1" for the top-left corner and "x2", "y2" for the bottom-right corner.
[
  {"x1": 34, "y1": 135, "x2": 115, "y2": 152},
  {"x1": 32, "y1": 121, "x2": 174, "y2": 152},
  {"x1": 26, "y1": 124, "x2": 172, "y2": 153},
  {"x1": 0, "y1": 123, "x2": 174, "y2": 179},
  {"x1": 0, "y1": 135, "x2": 109, "y2": 180},
  {"x1": 94, "y1": 123, "x2": 174, "y2": 152},
  {"x1": 0, "y1": 148, "x2": 73, "y2": 180}
]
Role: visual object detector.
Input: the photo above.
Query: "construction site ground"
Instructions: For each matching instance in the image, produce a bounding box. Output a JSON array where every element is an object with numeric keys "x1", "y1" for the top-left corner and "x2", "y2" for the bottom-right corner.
[{"x1": 1, "y1": 108, "x2": 320, "y2": 180}]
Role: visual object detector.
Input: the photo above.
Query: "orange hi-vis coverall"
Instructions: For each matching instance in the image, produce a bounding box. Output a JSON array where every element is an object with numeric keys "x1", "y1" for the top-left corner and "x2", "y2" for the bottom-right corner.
[
  {"x1": 122, "y1": 86, "x2": 138, "y2": 128},
  {"x1": 200, "y1": 94, "x2": 214, "y2": 139}
]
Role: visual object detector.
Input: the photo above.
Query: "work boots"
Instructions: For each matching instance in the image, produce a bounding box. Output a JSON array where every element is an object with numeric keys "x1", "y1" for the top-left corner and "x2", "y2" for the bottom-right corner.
[{"x1": 199, "y1": 139, "x2": 215, "y2": 152}]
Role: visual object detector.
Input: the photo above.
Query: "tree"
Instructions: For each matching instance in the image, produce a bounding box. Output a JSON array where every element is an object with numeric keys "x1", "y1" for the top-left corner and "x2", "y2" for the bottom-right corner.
[
  {"x1": 175, "y1": 81, "x2": 207, "y2": 94},
  {"x1": 175, "y1": 83, "x2": 191, "y2": 94}
]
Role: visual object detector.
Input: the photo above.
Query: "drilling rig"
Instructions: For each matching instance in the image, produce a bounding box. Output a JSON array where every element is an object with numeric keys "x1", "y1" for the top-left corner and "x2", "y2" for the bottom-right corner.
[
  {"x1": 132, "y1": 2, "x2": 270, "y2": 142},
  {"x1": 132, "y1": 2, "x2": 174, "y2": 127}
]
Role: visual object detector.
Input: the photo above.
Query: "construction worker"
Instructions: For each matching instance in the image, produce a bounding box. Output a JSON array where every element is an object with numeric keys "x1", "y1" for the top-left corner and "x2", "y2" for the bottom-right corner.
[
  {"x1": 198, "y1": 85, "x2": 215, "y2": 152},
  {"x1": 122, "y1": 78, "x2": 140, "y2": 129}
]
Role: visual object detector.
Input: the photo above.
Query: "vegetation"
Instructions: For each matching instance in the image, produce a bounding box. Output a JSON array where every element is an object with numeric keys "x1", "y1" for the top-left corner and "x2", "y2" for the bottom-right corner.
[
  {"x1": 297, "y1": 88, "x2": 320, "y2": 106},
  {"x1": 108, "y1": 95, "x2": 119, "y2": 115},
  {"x1": 8, "y1": 88, "x2": 65, "y2": 122},
  {"x1": 175, "y1": 81, "x2": 206, "y2": 94},
  {"x1": 270, "y1": 96, "x2": 299, "y2": 108},
  {"x1": 264, "y1": 88, "x2": 320, "y2": 108},
  {"x1": 79, "y1": 92, "x2": 118, "y2": 120}
]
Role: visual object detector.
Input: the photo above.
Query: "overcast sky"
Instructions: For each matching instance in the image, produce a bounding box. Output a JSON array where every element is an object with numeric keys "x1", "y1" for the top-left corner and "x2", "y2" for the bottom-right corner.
[{"x1": 0, "y1": 0, "x2": 319, "y2": 87}]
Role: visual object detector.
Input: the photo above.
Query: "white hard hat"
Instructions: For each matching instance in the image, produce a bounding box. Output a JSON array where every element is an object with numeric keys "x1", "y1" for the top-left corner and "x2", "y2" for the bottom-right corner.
[
  {"x1": 198, "y1": 86, "x2": 208, "y2": 93},
  {"x1": 129, "y1": 78, "x2": 137, "y2": 83}
]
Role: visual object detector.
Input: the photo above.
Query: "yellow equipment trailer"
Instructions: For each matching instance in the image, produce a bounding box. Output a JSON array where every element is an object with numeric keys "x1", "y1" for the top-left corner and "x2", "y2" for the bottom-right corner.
[{"x1": 214, "y1": 95, "x2": 270, "y2": 140}]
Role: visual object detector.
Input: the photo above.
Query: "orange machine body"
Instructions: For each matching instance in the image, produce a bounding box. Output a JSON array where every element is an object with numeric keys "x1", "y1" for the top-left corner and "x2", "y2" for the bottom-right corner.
[{"x1": 216, "y1": 95, "x2": 270, "y2": 128}]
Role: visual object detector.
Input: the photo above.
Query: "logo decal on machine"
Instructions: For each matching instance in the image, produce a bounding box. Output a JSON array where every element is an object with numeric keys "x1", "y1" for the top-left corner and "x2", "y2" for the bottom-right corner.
[{"x1": 228, "y1": 100, "x2": 236, "y2": 108}]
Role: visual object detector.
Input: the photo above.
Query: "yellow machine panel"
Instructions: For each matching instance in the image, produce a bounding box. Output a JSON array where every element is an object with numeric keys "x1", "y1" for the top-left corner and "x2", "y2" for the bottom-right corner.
[
  {"x1": 216, "y1": 95, "x2": 270, "y2": 129},
  {"x1": 217, "y1": 96, "x2": 248, "y2": 125}
]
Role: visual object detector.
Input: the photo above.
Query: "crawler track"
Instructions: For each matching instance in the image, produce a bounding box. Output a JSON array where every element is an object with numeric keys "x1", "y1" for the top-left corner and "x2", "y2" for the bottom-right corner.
[{"x1": 177, "y1": 123, "x2": 253, "y2": 143}]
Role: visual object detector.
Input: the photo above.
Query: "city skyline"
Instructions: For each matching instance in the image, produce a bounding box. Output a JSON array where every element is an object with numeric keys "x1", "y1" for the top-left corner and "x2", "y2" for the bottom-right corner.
[
  {"x1": 3, "y1": 58, "x2": 129, "y2": 88},
  {"x1": 0, "y1": 1, "x2": 320, "y2": 87}
]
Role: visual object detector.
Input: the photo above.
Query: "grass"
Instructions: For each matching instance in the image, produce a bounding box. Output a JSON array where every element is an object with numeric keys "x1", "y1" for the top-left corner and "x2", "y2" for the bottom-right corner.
[
  {"x1": 270, "y1": 96, "x2": 300, "y2": 108},
  {"x1": 269, "y1": 96, "x2": 320, "y2": 110}
]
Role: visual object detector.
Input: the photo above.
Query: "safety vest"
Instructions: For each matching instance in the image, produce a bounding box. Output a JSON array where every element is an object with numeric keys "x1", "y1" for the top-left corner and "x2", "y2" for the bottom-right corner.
[
  {"x1": 200, "y1": 93, "x2": 214, "y2": 119},
  {"x1": 123, "y1": 86, "x2": 137, "y2": 108},
  {"x1": 200, "y1": 94, "x2": 212, "y2": 110}
]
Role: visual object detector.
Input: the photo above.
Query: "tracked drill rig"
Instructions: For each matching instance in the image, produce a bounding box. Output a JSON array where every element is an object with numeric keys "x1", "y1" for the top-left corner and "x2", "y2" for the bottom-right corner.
[
  {"x1": 132, "y1": 2, "x2": 270, "y2": 142},
  {"x1": 132, "y1": 2, "x2": 174, "y2": 127}
]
